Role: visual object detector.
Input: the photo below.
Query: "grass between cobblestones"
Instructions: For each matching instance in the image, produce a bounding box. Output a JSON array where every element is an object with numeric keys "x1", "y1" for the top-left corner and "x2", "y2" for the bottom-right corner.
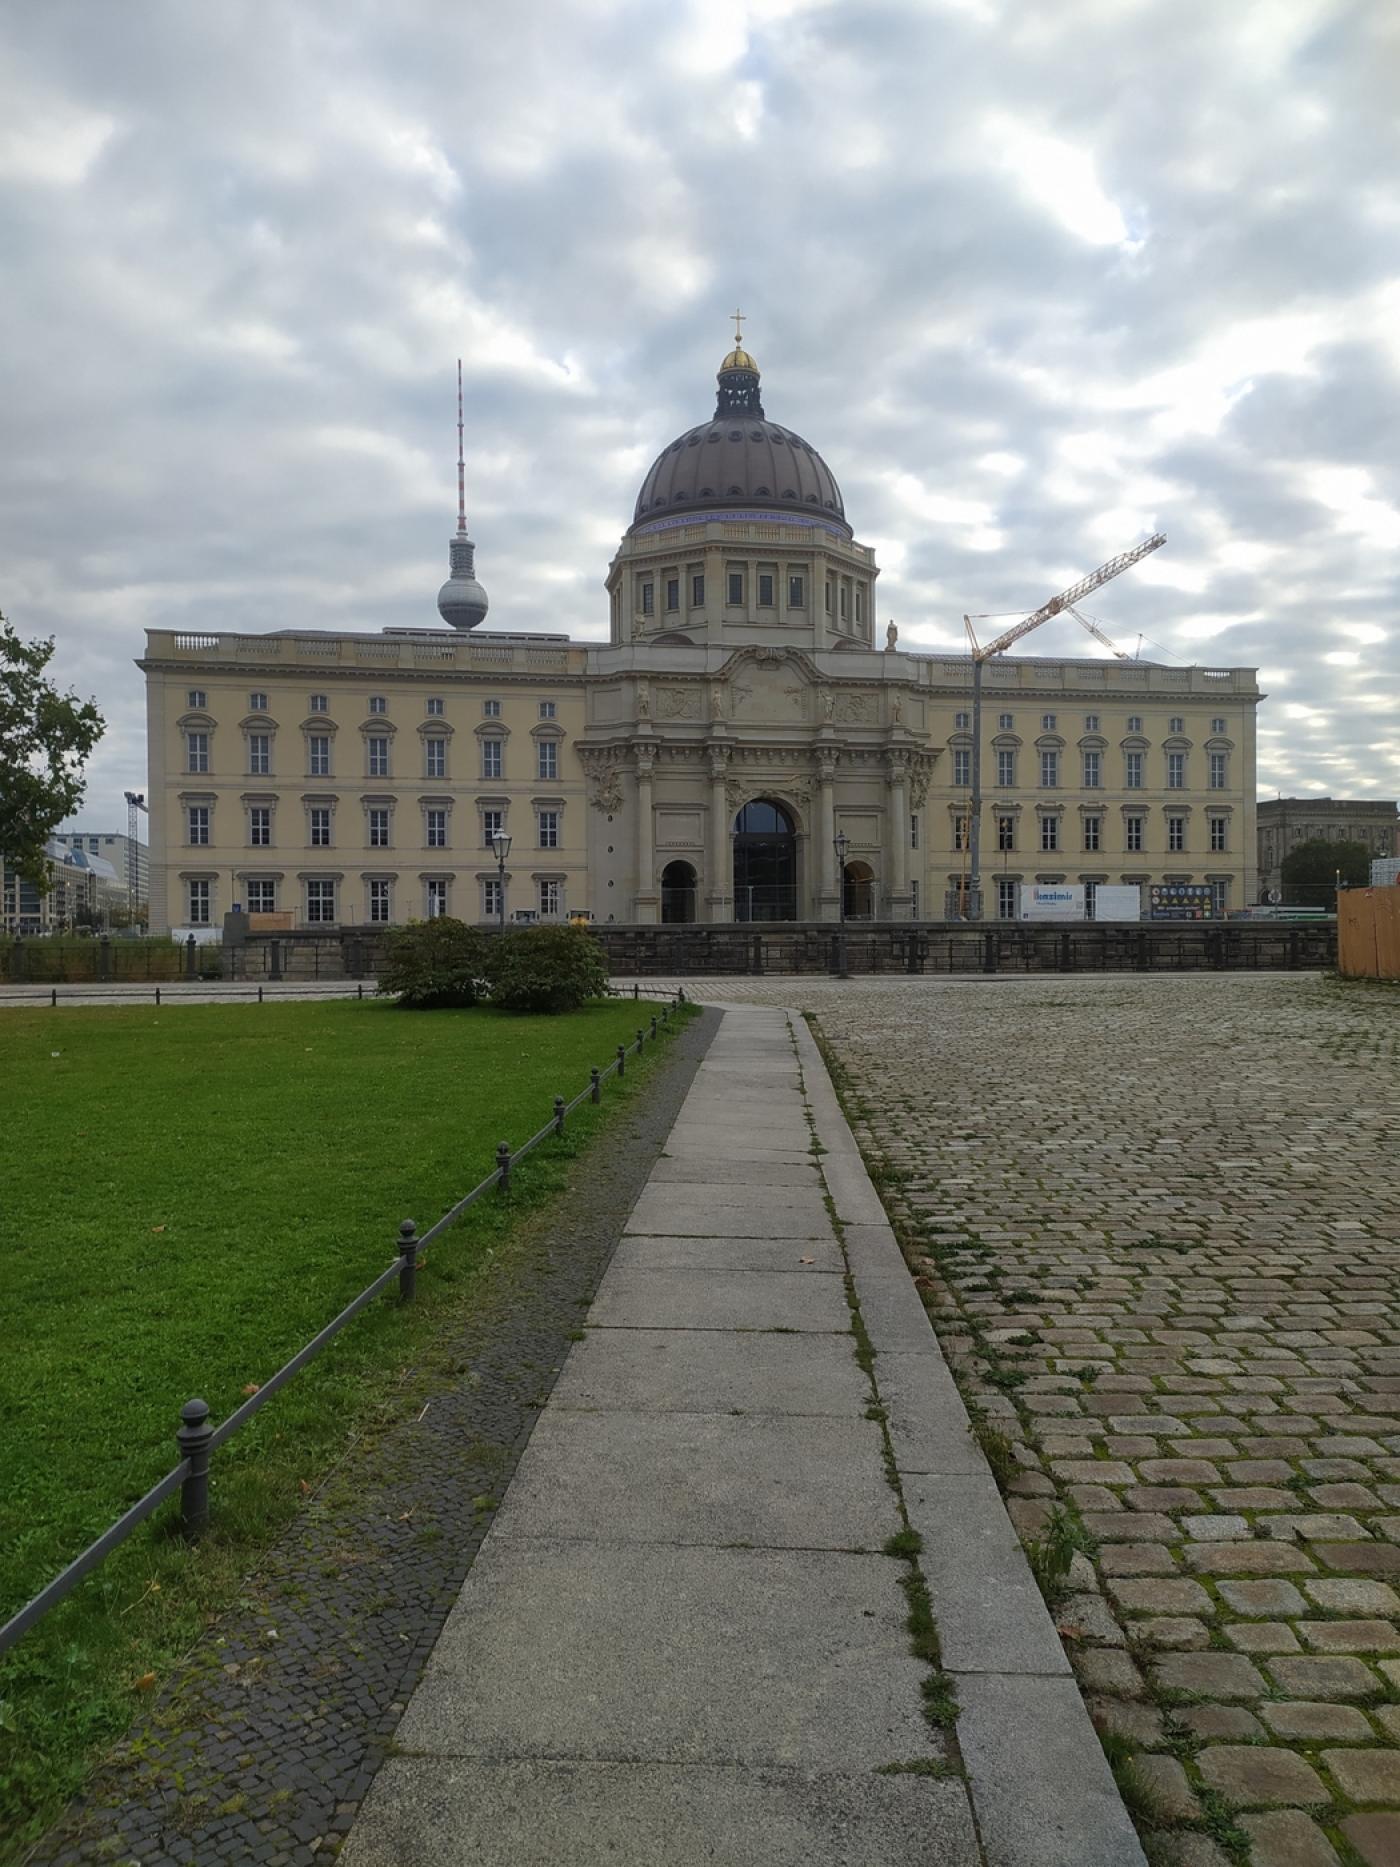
[
  {"x1": 0, "y1": 995, "x2": 689, "y2": 1859},
  {"x1": 784, "y1": 976, "x2": 1400, "y2": 1867}
]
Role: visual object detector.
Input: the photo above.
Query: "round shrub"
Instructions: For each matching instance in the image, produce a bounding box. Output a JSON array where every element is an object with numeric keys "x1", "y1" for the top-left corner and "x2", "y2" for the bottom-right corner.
[
  {"x1": 485, "y1": 925, "x2": 609, "y2": 1014},
  {"x1": 377, "y1": 917, "x2": 489, "y2": 1008}
]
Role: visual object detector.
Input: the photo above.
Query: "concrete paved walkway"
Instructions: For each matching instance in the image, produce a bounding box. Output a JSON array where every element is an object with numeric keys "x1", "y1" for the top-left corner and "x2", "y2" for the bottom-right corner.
[{"x1": 342, "y1": 1006, "x2": 1143, "y2": 1866}]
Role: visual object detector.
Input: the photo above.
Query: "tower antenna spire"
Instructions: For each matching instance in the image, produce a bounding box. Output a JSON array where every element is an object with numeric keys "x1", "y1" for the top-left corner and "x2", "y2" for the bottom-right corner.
[{"x1": 456, "y1": 357, "x2": 466, "y2": 535}]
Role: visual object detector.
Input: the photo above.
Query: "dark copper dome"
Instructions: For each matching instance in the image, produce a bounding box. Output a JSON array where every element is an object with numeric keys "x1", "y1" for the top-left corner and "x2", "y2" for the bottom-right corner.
[{"x1": 630, "y1": 344, "x2": 849, "y2": 536}]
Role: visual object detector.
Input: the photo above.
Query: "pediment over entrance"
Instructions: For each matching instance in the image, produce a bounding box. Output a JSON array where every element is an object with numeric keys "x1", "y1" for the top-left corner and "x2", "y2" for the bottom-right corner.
[{"x1": 716, "y1": 646, "x2": 821, "y2": 726}]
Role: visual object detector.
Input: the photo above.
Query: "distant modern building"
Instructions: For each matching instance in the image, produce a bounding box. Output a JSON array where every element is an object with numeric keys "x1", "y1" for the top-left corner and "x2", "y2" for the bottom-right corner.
[
  {"x1": 140, "y1": 328, "x2": 1264, "y2": 932},
  {"x1": 1257, "y1": 798, "x2": 1399, "y2": 898},
  {"x1": 51, "y1": 830, "x2": 150, "y2": 913},
  {"x1": 2, "y1": 840, "x2": 100, "y2": 935}
]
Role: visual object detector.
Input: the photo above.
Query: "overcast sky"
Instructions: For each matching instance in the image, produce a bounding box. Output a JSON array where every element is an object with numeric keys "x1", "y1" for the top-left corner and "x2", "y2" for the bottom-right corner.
[{"x1": 3, "y1": 0, "x2": 1397, "y2": 825}]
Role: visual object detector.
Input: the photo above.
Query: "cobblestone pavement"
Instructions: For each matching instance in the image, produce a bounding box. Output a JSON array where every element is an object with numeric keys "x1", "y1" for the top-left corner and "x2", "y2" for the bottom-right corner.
[
  {"x1": 26, "y1": 1011, "x2": 716, "y2": 1867},
  {"x1": 617, "y1": 974, "x2": 1400, "y2": 1867}
]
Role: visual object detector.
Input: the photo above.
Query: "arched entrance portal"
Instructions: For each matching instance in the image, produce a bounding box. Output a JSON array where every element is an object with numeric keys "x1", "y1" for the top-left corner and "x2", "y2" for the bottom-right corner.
[
  {"x1": 733, "y1": 800, "x2": 798, "y2": 922},
  {"x1": 660, "y1": 859, "x2": 697, "y2": 923},
  {"x1": 843, "y1": 861, "x2": 875, "y2": 921}
]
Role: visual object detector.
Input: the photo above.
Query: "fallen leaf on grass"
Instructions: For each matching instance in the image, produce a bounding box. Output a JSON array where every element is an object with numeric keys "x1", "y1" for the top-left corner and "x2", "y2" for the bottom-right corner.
[
  {"x1": 132, "y1": 1672, "x2": 157, "y2": 1692},
  {"x1": 298, "y1": 1478, "x2": 311, "y2": 1495},
  {"x1": 150, "y1": 1225, "x2": 166, "y2": 1235},
  {"x1": 242, "y1": 1383, "x2": 261, "y2": 1397}
]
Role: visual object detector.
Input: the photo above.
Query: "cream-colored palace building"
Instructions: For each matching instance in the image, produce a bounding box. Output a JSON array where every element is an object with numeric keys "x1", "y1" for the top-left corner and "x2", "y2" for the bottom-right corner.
[{"x1": 141, "y1": 337, "x2": 1260, "y2": 933}]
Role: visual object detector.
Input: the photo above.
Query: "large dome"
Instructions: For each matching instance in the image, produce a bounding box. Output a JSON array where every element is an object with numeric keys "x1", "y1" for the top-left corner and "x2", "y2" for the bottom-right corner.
[{"x1": 630, "y1": 341, "x2": 849, "y2": 537}]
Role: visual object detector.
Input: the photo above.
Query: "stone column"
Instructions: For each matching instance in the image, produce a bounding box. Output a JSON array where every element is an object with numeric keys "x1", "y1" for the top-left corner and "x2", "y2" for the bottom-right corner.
[
  {"x1": 818, "y1": 758, "x2": 838, "y2": 921},
  {"x1": 887, "y1": 759, "x2": 912, "y2": 921},
  {"x1": 706, "y1": 748, "x2": 730, "y2": 922},
  {"x1": 634, "y1": 749, "x2": 657, "y2": 924}
]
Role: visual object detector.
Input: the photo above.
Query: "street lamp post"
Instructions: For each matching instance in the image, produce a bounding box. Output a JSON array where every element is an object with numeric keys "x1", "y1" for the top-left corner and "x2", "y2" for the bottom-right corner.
[
  {"x1": 834, "y1": 830, "x2": 849, "y2": 977},
  {"x1": 490, "y1": 829, "x2": 512, "y2": 934}
]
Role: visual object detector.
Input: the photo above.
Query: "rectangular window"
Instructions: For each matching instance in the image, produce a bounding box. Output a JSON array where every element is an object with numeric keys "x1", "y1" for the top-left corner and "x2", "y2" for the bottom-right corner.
[
  {"x1": 1211, "y1": 717, "x2": 1226, "y2": 735},
  {"x1": 1210, "y1": 879, "x2": 1229, "y2": 915},
  {"x1": 308, "y1": 734, "x2": 330, "y2": 776},
  {"x1": 1168, "y1": 815, "x2": 1186, "y2": 852},
  {"x1": 910, "y1": 813, "x2": 919, "y2": 851},
  {"x1": 955, "y1": 711, "x2": 970, "y2": 729},
  {"x1": 249, "y1": 806, "x2": 271, "y2": 847},
  {"x1": 1125, "y1": 751, "x2": 1143, "y2": 789},
  {"x1": 953, "y1": 816, "x2": 968, "y2": 852},
  {"x1": 482, "y1": 739, "x2": 503, "y2": 780},
  {"x1": 538, "y1": 809, "x2": 559, "y2": 849},
  {"x1": 757, "y1": 572, "x2": 774, "y2": 607},
  {"x1": 727, "y1": 569, "x2": 744, "y2": 606},
  {"x1": 1169, "y1": 716, "x2": 1184, "y2": 733},
  {"x1": 537, "y1": 741, "x2": 558, "y2": 781},
  {"x1": 426, "y1": 697, "x2": 444, "y2": 717},
  {"x1": 1040, "y1": 816, "x2": 1059, "y2": 852},
  {"x1": 1210, "y1": 752, "x2": 1227, "y2": 790},
  {"x1": 691, "y1": 573, "x2": 705, "y2": 607},
  {"x1": 426, "y1": 809, "x2": 447, "y2": 849},
  {"x1": 481, "y1": 808, "x2": 503, "y2": 848},
  {"x1": 1127, "y1": 715, "x2": 1142, "y2": 732},
  {"x1": 310, "y1": 693, "x2": 328, "y2": 714},
  {"x1": 1042, "y1": 713, "x2": 1057, "y2": 731},
  {"x1": 426, "y1": 879, "x2": 449, "y2": 918},
  {"x1": 825, "y1": 579, "x2": 833, "y2": 613},
  {"x1": 998, "y1": 713, "x2": 1014, "y2": 731},
  {"x1": 1085, "y1": 879, "x2": 1099, "y2": 919},
  {"x1": 310, "y1": 807, "x2": 332, "y2": 848},
  {"x1": 539, "y1": 878, "x2": 562, "y2": 917},
  {"x1": 1040, "y1": 750, "x2": 1059, "y2": 787},
  {"x1": 248, "y1": 733, "x2": 270, "y2": 775},
  {"x1": 666, "y1": 577, "x2": 679, "y2": 611},
  {"x1": 483, "y1": 698, "x2": 501, "y2": 718},
  {"x1": 539, "y1": 700, "x2": 556, "y2": 719},
  {"x1": 788, "y1": 572, "x2": 805, "y2": 607},
  {"x1": 953, "y1": 748, "x2": 971, "y2": 786},
  {"x1": 483, "y1": 876, "x2": 503, "y2": 919},
  {"x1": 186, "y1": 731, "x2": 209, "y2": 774},
  {"x1": 854, "y1": 588, "x2": 864, "y2": 623},
  {"x1": 910, "y1": 879, "x2": 919, "y2": 919},
  {"x1": 187, "y1": 806, "x2": 209, "y2": 846},
  {"x1": 368, "y1": 696, "x2": 387, "y2": 715},
  {"x1": 1083, "y1": 815, "x2": 1101, "y2": 852},
  {"x1": 997, "y1": 877, "x2": 1017, "y2": 919},
  {"x1": 1084, "y1": 714, "x2": 1099, "y2": 731},
  {"x1": 640, "y1": 580, "x2": 654, "y2": 616},
  {"x1": 997, "y1": 748, "x2": 1016, "y2": 788},
  {"x1": 188, "y1": 880, "x2": 210, "y2": 924},
  {"x1": 1167, "y1": 751, "x2": 1185, "y2": 789},
  {"x1": 1125, "y1": 815, "x2": 1144, "y2": 853},
  {"x1": 998, "y1": 815, "x2": 1015, "y2": 851},
  {"x1": 839, "y1": 584, "x2": 848, "y2": 620},
  {"x1": 368, "y1": 879, "x2": 391, "y2": 923},
  {"x1": 425, "y1": 738, "x2": 447, "y2": 779},
  {"x1": 368, "y1": 736, "x2": 390, "y2": 778},
  {"x1": 1083, "y1": 751, "x2": 1101, "y2": 789},
  {"x1": 187, "y1": 689, "x2": 206, "y2": 710},
  {"x1": 306, "y1": 879, "x2": 336, "y2": 924},
  {"x1": 249, "y1": 690, "x2": 268, "y2": 712},
  {"x1": 368, "y1": 808, "x2": 391, "y2": 848},
  {"x1": 246, "y1": 880, "x2": 275, "y2": 914},
  {"x1": 1210, "y1": 816, "x2": 1228, "y2": 852}
]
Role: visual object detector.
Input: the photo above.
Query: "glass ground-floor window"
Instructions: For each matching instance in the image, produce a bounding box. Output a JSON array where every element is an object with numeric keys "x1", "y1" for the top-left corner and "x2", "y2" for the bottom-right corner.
[
  {"x1": 245, "y1": 880, "x2": 276, "y2": 914},
  {"x1": 732, "y1": 799, "x2": 797, "y2": 922},
  {"x1": 997, "y1": 877, "x2": 1017, "y2": 920},
  {"x1": 306, "y1": 879, "x2": 336, "y2": 924}
]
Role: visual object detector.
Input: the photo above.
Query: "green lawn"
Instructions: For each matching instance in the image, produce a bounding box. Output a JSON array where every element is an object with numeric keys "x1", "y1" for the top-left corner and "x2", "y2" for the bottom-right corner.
[{"x1": 0, "y1": 995, "x2": 683, "y2": 1853}]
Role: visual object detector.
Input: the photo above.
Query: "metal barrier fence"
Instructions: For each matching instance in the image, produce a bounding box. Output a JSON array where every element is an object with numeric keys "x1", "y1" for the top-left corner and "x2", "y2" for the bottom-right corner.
[{"x1": 0, "y1": 989, "x2": 686, "y2": 1658}]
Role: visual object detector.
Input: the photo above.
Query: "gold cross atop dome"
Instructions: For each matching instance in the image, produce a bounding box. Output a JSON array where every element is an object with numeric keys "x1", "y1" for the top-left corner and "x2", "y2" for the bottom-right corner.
[{"x1": 720, "y1": 307, "x2": 757, "y2": 374}]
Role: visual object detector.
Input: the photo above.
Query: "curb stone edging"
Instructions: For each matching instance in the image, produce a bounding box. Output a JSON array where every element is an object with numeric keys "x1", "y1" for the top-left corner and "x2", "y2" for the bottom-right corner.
[{"x1": 788, "y1": 1012, "x2": 1148, "y2": 1867}]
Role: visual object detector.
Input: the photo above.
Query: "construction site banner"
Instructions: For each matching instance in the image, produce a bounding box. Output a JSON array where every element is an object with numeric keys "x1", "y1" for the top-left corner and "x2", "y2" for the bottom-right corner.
[{"x1": 1149, "y1": 883, "x2": 1217, "y2": 921}]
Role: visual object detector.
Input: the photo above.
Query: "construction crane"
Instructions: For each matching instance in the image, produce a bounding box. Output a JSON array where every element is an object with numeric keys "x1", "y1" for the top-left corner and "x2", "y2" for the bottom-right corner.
[
  {"x1": 961, "y1": 533, "x2": 1166, "y2": 921},
  {"x1": 123, "y1": 790, "x2": 148, "y2": 924}
]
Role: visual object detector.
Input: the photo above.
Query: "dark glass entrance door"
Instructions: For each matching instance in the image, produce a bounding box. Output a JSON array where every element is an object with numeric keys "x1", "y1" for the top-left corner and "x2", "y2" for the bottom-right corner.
[{"x1": 733, "y1": 800, "x2": 797, "y2": 922}]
